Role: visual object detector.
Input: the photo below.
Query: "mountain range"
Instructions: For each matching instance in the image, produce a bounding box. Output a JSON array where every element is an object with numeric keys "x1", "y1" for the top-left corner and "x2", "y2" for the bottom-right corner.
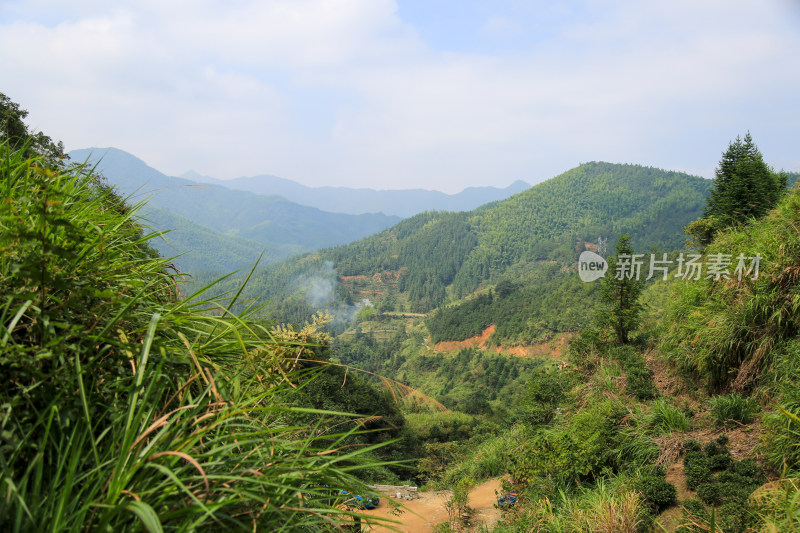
[
  {"x1": 69, "y1": 148, "x2": 403, "y2": 274},
  {"x1": 182, "y1": 171, "x2": 530, "y2": 217},
  {"x1": 69, "y1": 147, "x2": 533, "y2": 275}
]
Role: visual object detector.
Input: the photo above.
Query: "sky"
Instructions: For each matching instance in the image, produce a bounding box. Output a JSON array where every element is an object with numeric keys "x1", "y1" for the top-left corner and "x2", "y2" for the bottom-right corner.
[{"x1": 1, "y1": 0, "x2": 799, "y2": 193}]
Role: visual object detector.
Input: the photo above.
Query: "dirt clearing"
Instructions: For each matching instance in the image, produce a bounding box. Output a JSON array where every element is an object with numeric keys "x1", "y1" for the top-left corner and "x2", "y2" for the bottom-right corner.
[{"x1": 361, "y1": 478, "x2": 503, "y2": 532}]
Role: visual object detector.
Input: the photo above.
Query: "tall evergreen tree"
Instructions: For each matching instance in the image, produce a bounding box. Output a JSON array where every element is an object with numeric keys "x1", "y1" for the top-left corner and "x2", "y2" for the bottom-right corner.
[
  {"x1": 598, "y1": 234, "x2": 643, "y2": 344},
  {"x1": 705, "y1": 132, "x2": 785, "y2": 226}
]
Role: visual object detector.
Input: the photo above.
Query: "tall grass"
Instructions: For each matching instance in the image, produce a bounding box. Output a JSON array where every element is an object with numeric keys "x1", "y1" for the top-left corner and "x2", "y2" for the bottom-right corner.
[
  {"x1": 648, "y1": 398, "x2": 691, "y2": 434},
  {"x1": 0, "y1": 144, "x2": 397, "y2": 531},
  {"x1": 660, "y1": 189, "x2": 800, "y2": 390},
  {"x1": 709, "y1": 393, "x2": 760, "y2": 427},
  {"x1": 501, "y1": 479, "x2": 645, "y2": 533}
]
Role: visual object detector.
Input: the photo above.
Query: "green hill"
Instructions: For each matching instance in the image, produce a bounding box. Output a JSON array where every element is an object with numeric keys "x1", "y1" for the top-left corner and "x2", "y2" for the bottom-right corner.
[
  {"x1": 233, "y1": 162, "x2": 711, "y2": 335},
  {"x1": 139, "y1": 207, "x2": 290, "y2": 274}
]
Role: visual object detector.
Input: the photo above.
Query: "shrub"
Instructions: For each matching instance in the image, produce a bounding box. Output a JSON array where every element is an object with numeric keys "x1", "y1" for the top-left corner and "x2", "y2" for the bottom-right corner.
[
  {"x1": 684, "y1": 452, "x2": 713, "y2": 490},
  {"x1": 710, "y1": 393, "x2": 760, "y2": 427},
  {"x1": 626, "y1": 366, "x2": 659, "y2": 401},
  {"x1": 677, "y1": 499, "x2": 709, "y2": 532},
  {"x1": 731, "y1": 458, "x2": 763, "y2": 480},
  {"x1": 633, "y1": 474, "x2": 677, "y2": 513},
  {"x1": 696, "y1": 483, "x2": 723, "y2": 505},
  {"x1": 703, "y1": 439, "x2": 725, "y2": 457},
  {"x1": 718, "y1": 503, "x2": 749, "y2": 533},
  {"x1": 709, "y1": 453, "x2": 732, "y2": 471},
  {"x1": 683, "y1": 439, "x2": 702, "y2": 453}
]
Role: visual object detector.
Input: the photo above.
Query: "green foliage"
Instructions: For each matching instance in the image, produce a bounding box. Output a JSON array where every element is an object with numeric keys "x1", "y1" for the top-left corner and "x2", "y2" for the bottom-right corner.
[
  {"x1": 439, "y1": 428, "x2": 517, "y2": 486},
  {"x1": 762, "y1": 390, "x2": 800, "y2": 475},
  {"x1": 661, "y1": 185, "x2": 800, "y2": 389},
  {"x1": 680, "y1": 438, "x2": 765, "y2": 533},
  {"x1": 709, "y1": 393, "x2": 760, "y2": 427},
  {"x1": 0, "y1": 140, "x2": 398, "y2": 531},
  {"x1": 0, "y1": 92, "x2": 65, "y2": 163},
  {"x1": 492, "y1": 477, "x2": 649, "y2": 533},
  {"x1": 648, "y1": 398, "x2": 691, "y2": 434},
  {"x1": 428, "y1": 265, "x2": 600, "y2": 346},
  {"x1": 509, "y1": 400, "x2": 657, "y2": 487},
  {"x1": 348, "y1": 345, "x2": 546, "y2": 415},
  {"x1": 704, "y1": 132, "x2": 786, "y2": 229},
  {"x1": 519, "y1": 369, "x2": 577, "y2": 426},
  {"x1": 597, "y1": 234, "x2": 644, "y2": 344},
  {"x1": 608, "y1": 345, "x2": 658, "y2": 401},
  {"x1": 751, "y1": 478, "x2": 800, "y2": 532},
  {"x1": 633, "y1": 474, "x2": 676, "y2": 513},
  {"x1": 684, "y1": 451, "x2": 713, "y2": 490}
]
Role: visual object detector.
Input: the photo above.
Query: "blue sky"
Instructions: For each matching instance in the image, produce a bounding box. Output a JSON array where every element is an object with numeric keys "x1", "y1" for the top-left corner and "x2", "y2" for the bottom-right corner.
[{"x1": 1, "y1": 0, "x2": 798, "y2": 192}]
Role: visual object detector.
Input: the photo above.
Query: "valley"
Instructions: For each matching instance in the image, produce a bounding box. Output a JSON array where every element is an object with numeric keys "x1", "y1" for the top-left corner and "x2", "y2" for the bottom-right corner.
[{"x1": 3, "y1": 93, "x2": 799, "y2": 532}]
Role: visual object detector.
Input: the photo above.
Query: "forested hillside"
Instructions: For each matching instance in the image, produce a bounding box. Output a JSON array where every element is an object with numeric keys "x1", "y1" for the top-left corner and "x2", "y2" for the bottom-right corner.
[{"x1": 224, "y1": 162, "x2": 711, "y2": 336}]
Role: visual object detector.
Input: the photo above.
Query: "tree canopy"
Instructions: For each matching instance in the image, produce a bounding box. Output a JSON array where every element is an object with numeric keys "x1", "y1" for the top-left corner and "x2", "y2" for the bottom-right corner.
[
  {"x1": 0, "y1": 92, "x2": 65, "y2": 163},
  {"x1": 704, "y1": 132, "x2": 786, "y2": 229},
  {"x1": 597, "y1": 234, "x2": 643, "y2": 344}
]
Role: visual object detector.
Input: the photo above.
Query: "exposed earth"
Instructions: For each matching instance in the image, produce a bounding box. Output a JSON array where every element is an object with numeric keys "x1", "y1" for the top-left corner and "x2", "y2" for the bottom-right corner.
[{"x1": 361, "y1": 478, "x2": 503, "y2": 532}]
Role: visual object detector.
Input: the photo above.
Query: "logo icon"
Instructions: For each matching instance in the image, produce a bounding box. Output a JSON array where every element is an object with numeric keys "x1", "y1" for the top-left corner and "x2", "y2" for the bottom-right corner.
[{"x1": 579, "y1": 251, "x2": 607, "y2": 282}]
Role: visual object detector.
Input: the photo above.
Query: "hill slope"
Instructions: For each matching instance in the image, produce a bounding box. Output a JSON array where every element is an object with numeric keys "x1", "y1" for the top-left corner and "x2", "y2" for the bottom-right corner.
[{"x1": 227, "y1": 162, "x2": 712, "y2": 329}]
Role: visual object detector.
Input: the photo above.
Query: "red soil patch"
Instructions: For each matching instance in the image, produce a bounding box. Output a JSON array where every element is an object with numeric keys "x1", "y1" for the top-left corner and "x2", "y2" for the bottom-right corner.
[
  {"x1": 340, "y1": 275, "x2": 369, "y2": 282},
  {"x1": 434, "y1": 325, "x2": 496, "y2": 352},
  {"x1": 434, "y1": 326, "x2": 573, "y2": 360}
]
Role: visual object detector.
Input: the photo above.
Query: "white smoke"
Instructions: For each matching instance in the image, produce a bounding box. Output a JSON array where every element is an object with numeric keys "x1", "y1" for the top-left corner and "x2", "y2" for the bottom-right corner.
[{"x1": 298, "y1": 261, "x2": 374, "y2": 325}]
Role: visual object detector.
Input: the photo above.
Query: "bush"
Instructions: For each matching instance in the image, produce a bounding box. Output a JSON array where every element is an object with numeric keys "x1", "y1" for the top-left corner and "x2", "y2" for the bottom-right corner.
[
  {"x1": 683, "y1": 439, "x2": 702, "y2": 453},
  {"x1": 677, "y1": 499, "x2": 709, "y2": 532},
  {"x1": 710, "y1": 393, "x2": 760, "y2": 427},
  {"x1": 709, "y1": 453, "x2": 732, "y2": 471},
  {"x1": 696, "y1": 483, "x2": 723, "y2": 505},
  {"x1": 684, "y1": 451, "x2": 712, "y2": 490},
  {"x1": 627, "y1": 365, "x2": 659, "y2": 401},
  {"x1": 703, "y1": 439, "x2": 725, "y2": 457},
  {"x1": 634, "y1": 474, "x2": 677, "y2": 513}
]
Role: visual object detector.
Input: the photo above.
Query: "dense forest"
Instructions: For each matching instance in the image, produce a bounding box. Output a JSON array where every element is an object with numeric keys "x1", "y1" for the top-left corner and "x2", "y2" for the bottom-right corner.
[{"x1": 203, "y1": 161, "x2": 714, "y2": 334}]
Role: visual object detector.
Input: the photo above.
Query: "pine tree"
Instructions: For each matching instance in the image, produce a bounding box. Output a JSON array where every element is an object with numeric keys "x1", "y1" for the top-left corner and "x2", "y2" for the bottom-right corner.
[
  {"x1": 598, "y1": 234, "x2": 643, "y2": 344},
  {"x1": 705, "y1": 132, "x2": 784, "y2": 226}
]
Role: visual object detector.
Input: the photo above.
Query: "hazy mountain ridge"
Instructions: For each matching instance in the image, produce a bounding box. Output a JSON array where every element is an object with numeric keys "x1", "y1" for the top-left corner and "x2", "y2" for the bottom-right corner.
[
  {"x1": 69, "y1": 147, "x2": 402, "y2": 271},
  {"x1": 181, "y1": 170, "x2": 530, "y2": 217}
]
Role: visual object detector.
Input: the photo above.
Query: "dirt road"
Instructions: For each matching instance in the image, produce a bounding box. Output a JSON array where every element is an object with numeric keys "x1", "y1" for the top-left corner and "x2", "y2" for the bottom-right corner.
[{"x1": 360, "y1": 478, "x2": 503, "y2": 532}]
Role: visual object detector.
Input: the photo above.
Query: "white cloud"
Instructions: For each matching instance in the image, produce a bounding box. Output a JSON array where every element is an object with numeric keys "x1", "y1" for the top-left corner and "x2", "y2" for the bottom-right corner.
[{"x1": 0, "y1": 0, "x2": 798, "y2": 190}]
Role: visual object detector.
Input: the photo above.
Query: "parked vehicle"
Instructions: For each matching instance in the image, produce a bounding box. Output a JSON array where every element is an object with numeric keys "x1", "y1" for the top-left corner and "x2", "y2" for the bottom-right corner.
[{"x1": 496, "y1": 492, "x2": 518, "y2": 508}]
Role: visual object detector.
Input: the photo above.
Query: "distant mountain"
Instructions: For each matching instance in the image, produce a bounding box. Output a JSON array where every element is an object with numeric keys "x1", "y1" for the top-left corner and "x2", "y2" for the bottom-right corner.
[
  {"x1": 69, "y1": 148, "x2": 401, "y2": 273},
  {"x1": 224, "y1": 162, "x2": 713, "y2": 327},
  {"x1": 180, "y1": 171, "x2": 530, "y2": 217}
]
